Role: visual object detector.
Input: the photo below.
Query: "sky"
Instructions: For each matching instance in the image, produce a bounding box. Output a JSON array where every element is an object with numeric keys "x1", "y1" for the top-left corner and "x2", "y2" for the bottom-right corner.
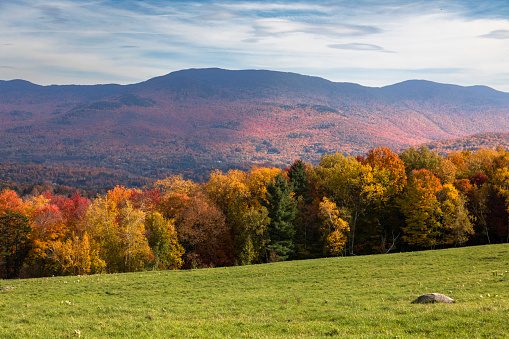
[{"x1": 1, "y1": 0, "x2": 509, "y2": 91}]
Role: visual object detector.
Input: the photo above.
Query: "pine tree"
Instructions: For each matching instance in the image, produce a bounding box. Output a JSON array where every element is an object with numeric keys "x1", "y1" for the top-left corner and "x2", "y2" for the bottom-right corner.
[
  {"x1": 262, "y1": 174, "x2": 297, "y2": 261},
  {"x1": 287, "y1": 159, "x2": 320, "y2": 258},
  {"x1": 287, "y1": 160, "x2": 310, "y2": 201}
]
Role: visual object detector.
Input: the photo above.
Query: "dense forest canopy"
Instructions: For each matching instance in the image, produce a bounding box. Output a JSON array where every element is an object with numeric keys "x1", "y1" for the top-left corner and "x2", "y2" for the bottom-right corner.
[{"x1": 1, "y1": 146, "x2": 509, "y2": 279}]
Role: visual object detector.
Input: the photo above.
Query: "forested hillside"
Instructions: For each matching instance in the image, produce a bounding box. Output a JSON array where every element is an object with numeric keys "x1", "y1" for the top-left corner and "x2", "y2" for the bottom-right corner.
[
  {"x1": 424, "y1": 132, "x2": 509, "y2": 155},
  {"x1": 2, "y1": 68, "x2": 509, "y2": 184},
  {"x1": 2, "y1": 146, "x2": 509, "y2": 279}
]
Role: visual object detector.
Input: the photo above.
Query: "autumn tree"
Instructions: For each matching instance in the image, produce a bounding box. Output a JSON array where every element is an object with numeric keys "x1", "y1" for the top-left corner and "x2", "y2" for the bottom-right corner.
[
  {"x1": 318, "y1": 197, "x2": 349, "y2": 256},
  {"x1": 145, "y1": 212, "x2": 184, "y2": 270},
  {"x1": 154, "y1": 175, "x2": 235, "y2": 267},
  {"x1": 205, "y1": 169, "x2": 250, "y2": 260},
  {"x1": 438, "y1": 184, "x2": 473, "y2": 245},
  {"x1": 314, "y1": 153, "x2": 389, "y2": 255},
  {"x1": 5, "y1": 190, "x2": 100, "y2": 277},
  {"x1": 465, "y1": 175, "x2": 490, "y2": 244},
  {"x1": 154, "y1": 175, "x2": 200, "y2": 197},
  {"x1": 245, "y1": 166, "x2": 282, "y2": 208},
  {"x1": 203, "y1": 167, "x2": 282, "y2": 265},
  {"x1": 176, "y1": 194, "x2": 235, "y2": 268},
  {"x1": 398, "y1": 169, "x2": 443, "y2": 248},
  {"x1": 363, "y1": 147, "x2": 407, "y2": 253},
  {"x1": 365, "y1": 147, "x2": 407, "y2": 195},
  {"x1": 48, "y1": 232, "x2": 105, "y2": 276},
  {"x1": 47, "y1": 192, "x2": 91, "y2": 236},
  {"x1": 399, "y1": 146, "x2": 442, "y2": 175},
  {"x1": 85, "y1": 186, "x2": 151, "y2": 273},
  {"x1": 118, "y1": 200, "x2": 151, "y2": 272},
  {"x1": 0, "y1": 212, "x2": 31, "y2": 279},
  {"x1": 434, "y1": 159, "x2": 458, "y2": 184},
  {"x1": 238, "y1": 207, "x2": 270, "y2": 264},
  {"x1": 447, "y1": 151, "x2": 470, "y2": 178},
  {"x1": 464, "y1": 149, "x2": 497, "y2": 177},
  {"x1": 0, "y1": 189, "x2": 29, "y2": 215},
  {"x1": 0, "y1": 189, "x2": 32, "y2": 277},
  {"x1": 489, "y1": 167, "x2": 509, "y2": 242},
  {"x1": 483, "y1": 147, "x2": 509, "y2": 179},
  {"x1": 26, "y1": 194, "x2": 68, "y2": 274},
  {"x1": 84, "y1": 193, "x2": 123, "y2": 272}
]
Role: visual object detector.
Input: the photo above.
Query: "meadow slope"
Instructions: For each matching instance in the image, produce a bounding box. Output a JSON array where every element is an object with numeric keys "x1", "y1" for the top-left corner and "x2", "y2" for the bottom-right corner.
[{"x1": 1, "y1": 244, "x2": 508, "y2": 338}]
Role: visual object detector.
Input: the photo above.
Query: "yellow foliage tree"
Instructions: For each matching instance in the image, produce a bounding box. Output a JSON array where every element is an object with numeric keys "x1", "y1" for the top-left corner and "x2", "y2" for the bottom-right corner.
[
  {"x1": 154, "y1": 175, "x2": 200, "y2": 197},
  {"x1": 464, "y1": 148, "x2": 497, "y2": 177},
  {"x1": 204, "y1": 167, "x2": 280, "y2": 264},
  {"x1": 439, "y1": 183, "x2": 473, "y2": 245},
  {"x1": 314, "y1": 153, "x2": 388, "y2": 255},
  {"x1": 145, "y1": 212, "x2": 184, "y2": 270},
  {"x1": 434, "y1": 159, "x2": 458, "y2": 184},
  {"x1": 48, "y1": 232, "x2": 105, "y2": 275},
  {"x1": 245, "y1": 166, "x2": 282, "y2": 208},
  {"x1": 398, "y1": 169, "x2": 443, "y2": 248},
  {"x1": 447, "y1": 151, "x2": 470, "y2": 177},
  {"x1": 238, "y1": 206, "x2": 270, "y2": 264},
  {"x1": 85, "y1": 188, "x2": 151, "y2": 273},
  {"x1": 318, "y1": 197, "x2": 349, "y2": 256}
]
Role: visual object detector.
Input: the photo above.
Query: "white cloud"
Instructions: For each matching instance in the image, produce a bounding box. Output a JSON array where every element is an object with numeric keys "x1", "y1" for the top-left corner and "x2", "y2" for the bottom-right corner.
[
  {"x1": 219, "y1": 3, "x2": 327, "y2": 13},
  {"x1": 252, "y1": 18, "x2": 380, "y2": 37},
  {"x1": 480, "y1": 29, "x2": 509, "y2": 39},
  {"x1": 328, "y1": 43, "x2": 392, "y2": 52},
  {"x1": 0, "y1": 0, "x2": 509, "y2": 91}
]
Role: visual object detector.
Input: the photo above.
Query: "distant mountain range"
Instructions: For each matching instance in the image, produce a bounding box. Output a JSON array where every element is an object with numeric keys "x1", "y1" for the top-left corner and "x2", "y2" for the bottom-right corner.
[{"x1": 1, "y1": 68, "x2": 509, "y2": 185}]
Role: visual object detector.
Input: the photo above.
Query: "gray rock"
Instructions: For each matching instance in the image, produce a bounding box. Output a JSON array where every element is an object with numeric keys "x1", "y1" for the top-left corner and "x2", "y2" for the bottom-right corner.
[
  {"x1": 412, "y1": 293, "x2": 454, "y2": 304},
  {"x1": 0, "y1": 286, "x2": 16, "y2": 291}
]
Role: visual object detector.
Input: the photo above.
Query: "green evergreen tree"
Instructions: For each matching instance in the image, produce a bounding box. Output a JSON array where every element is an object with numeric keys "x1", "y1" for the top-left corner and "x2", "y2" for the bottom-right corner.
[
  {"x1": 287, "y1": 159, "x2": 321, "y2": 259},
  {"x1": 262, "y1": 174, "x2": 297, "y2": 261},
  {"x1": 287, "y1": 160, "x2": 310, "y2": 202}
]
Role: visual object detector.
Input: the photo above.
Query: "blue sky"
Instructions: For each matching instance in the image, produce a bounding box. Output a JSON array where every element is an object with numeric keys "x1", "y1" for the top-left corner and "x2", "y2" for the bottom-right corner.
[{"x1": 1, "y1": 0, "x2": 509, "y2": 91}]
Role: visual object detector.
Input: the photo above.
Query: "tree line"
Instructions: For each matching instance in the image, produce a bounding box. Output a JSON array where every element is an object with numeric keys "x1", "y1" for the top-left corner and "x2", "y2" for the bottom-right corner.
[{"x1": 1, "y1": 146, "x2": 509, "y2": 279}]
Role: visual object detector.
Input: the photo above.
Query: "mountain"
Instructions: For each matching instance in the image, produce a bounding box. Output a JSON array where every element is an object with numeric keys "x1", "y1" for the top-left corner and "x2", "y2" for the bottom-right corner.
[{"x1": 1, "y1": 68, "x2": 509, "y2": 185}]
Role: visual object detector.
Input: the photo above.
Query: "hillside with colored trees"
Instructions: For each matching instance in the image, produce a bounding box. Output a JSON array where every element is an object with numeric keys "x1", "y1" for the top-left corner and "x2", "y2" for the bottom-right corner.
[
  {"x1": 424, "y1": 132, "x2": 509, "y2": 155},
  {"x1": 2, "y1": 68, "x2": 509, "y2": 185},
  {"x1": 2, "y1": 146, "x2": 509, "y2": 279}
]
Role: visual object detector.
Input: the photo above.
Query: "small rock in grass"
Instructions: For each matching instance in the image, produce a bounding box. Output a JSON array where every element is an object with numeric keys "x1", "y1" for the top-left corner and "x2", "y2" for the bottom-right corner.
[
  {"x1": 412, "y1": 293, "x2": 454, "y2": 304},
  {"x1": 0, "y1": 286, "x2": 16, "y2": 291}
]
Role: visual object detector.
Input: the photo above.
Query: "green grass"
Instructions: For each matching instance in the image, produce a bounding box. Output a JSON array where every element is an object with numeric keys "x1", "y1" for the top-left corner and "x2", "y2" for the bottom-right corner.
[{"x1": 1, "y1": 244, "x2": 509, "y2": 338}]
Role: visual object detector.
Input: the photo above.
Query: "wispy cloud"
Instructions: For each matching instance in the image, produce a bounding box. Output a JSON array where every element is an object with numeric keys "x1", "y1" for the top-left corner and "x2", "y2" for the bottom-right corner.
[
  {"x1": 197, "y1": 11, "x2": 239, "y2": 21},
  {"x1": 36, "y1": 4, "x2": 69, "y2": 24},
  {"x1": 0, "y1": 0, "x2": 508, "y2": 91},
  {"x1": 328, "y1": 43, "x2": 393, "y2": 52},
  {"x1": 252, "y1": 19, "x2": 380, "y2": 37},
  {"x1": 480, "y1": 29, "x2": 509, "y2": 39}
]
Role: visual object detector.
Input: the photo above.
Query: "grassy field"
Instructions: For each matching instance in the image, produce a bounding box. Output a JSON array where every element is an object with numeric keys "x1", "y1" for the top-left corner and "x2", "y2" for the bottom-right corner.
[{"x1": 1, "y1": 244, "x2": 508, "y2": 338}]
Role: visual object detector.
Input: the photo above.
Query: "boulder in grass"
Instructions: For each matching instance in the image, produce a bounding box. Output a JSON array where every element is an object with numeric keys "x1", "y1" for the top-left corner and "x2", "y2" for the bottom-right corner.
[
  {"x1": 0, "y1": 286, "x2": 16, "y2": 291},
  {"x1": 412, "y1": 293, "x2": 454, "y2": 304}
]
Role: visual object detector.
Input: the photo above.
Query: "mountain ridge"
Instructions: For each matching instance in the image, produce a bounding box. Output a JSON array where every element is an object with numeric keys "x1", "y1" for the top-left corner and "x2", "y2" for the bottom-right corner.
[{"x1": 1, "y1": 68, "x2": 509, "y2": 184}]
